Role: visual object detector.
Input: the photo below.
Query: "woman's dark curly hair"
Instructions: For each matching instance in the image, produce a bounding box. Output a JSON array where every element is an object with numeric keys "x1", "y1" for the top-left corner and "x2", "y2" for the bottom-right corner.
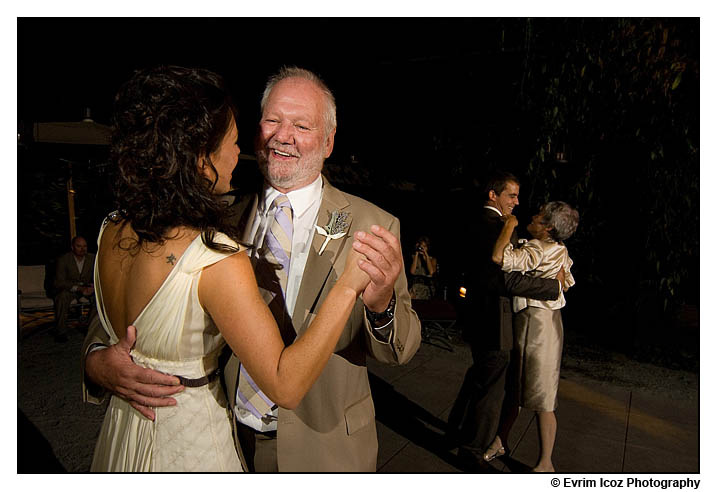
[{"x1": 111, "y1": 65, "x2": 241, "y2": 253}]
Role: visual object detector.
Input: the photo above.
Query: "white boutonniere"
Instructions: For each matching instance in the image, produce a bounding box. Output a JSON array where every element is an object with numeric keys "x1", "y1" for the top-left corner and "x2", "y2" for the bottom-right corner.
[{"x1": 315, "y1": 210, "x2": 351, "y2": 255}]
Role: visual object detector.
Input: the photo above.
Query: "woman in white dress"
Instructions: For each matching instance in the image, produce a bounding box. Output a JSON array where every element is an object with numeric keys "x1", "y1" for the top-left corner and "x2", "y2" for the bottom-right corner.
[
  {"x1": 489, "y1": 201, "x2": 579, "y2": 472},
  {"x1": 90, "y1": 66, "x2": 370, "y2": 472}
]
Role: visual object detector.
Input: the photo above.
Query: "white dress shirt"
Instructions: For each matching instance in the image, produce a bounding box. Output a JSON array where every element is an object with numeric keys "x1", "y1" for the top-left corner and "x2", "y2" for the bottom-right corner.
[
  {"x1": 71, "y1": 256, "x2": 86, "y2": 292},
  {"x1": 484, "y1": 205, "x2": 502, "y2": 216},
  {"x1": 234, "y1": 175, "x2": 324, "y2": 432}
]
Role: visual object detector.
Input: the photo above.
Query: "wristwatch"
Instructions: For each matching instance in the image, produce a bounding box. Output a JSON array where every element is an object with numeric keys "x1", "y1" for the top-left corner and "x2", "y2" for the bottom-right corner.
[{"x1": 365, "y1": 294, "x2": 396, "y2": 327}]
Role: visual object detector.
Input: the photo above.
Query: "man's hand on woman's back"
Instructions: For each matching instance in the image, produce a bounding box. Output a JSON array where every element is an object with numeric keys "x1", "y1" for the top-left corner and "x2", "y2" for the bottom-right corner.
[{"x1": 86, "y1": 325, "x2": 184, "y2": 420}]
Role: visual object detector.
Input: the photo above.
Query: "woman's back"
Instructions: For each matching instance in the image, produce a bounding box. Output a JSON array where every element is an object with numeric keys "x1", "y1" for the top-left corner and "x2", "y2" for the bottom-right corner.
[
  {"x1": 91, "y1": 216, "x2": 245, "y2": 471},
  {"x1": 97, "y1": 218, "x2": 199, "y2": 341}
]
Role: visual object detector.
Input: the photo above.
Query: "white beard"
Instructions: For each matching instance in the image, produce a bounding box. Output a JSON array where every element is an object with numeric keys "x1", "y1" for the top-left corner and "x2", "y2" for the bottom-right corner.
[{"x1": 257, "y1": 148, "x2": 324, "y2": 190}]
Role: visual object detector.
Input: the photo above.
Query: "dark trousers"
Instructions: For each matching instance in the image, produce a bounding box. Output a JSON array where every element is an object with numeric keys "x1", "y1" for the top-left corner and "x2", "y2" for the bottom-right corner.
[
  {"x1": 53, "y1": 290, "x2": 96, "y2": 334},
  {"x1": 447, "y1": 347, "x2": 510, "y2": 454},
  {"x1": 236, "y1": 420, "x2": 278, "y2": 472}
]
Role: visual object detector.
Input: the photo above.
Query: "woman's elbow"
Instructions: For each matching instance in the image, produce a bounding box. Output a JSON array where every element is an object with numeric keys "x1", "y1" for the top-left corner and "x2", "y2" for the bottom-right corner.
[
  {"x1": 268, "y1": 388, "x2": 303, "y2": 410},
  {"x1": 274, "y1": 395, "x2": 301, "y2": 410},
  {"x1": 491, "y1": 254, "x2": 503, "y2": 265}
]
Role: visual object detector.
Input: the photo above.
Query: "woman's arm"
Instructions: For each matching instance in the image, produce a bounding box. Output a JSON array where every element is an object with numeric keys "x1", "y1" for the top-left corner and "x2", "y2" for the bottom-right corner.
[
  {"x1": 409, "y1": 250, "x2": 421, "y2": 275},
  {"x1": 501, "y1": 239, "x2": 545, "y2": 274},
  {"x1": 199, "y1": 249, "x2": 369, "y2": 410},
  {"x1": 426, "y1": 256, "x2": 437, "y2": 276},
  {"x1": 492, "y1": 215, "x2": 518, "y2": 264}
]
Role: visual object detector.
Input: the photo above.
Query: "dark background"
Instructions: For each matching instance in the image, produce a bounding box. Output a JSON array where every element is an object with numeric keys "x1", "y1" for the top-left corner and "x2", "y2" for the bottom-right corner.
[{"x1": 17, "y1": 17, "x2": 700, "y2": 368}]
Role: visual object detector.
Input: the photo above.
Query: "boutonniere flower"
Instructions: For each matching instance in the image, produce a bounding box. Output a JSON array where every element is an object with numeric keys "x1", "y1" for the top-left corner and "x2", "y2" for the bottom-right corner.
[{"x1": 315, "y1": 210, "x2": 351, "y2": 255}]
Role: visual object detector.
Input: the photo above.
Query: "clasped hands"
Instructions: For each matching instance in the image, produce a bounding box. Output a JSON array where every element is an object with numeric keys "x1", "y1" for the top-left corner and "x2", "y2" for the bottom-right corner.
[{"x1": 352, "y1": 224, "x2": 402, "y2": 313}]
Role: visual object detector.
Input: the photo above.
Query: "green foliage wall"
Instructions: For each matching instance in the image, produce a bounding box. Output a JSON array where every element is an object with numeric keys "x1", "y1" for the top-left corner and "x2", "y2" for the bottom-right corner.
[{"x1": 515, "y1": 19, "x2": 698, "y2": 336}]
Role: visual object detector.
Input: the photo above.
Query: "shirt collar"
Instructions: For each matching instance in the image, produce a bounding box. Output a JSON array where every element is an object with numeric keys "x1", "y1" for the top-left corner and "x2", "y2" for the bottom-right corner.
[
  {"x1": 484, "y1": 205, "x2": 502, "y2": 216},
  {"x1": 260, "y1": 174, "x2": 323, "y2": 219}
]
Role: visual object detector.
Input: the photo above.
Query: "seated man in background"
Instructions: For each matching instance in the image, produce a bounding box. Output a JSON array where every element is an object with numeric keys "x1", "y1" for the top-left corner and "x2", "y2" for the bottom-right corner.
[{"x1": 52, "y1": 235, "x2": 96, "y2": 342}]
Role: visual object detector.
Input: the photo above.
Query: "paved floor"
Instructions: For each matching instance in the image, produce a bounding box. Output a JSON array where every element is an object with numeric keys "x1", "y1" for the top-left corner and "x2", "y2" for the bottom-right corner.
[
  {"x1": 17, "y1": 315, "x2": 700, "y2": 474},
  {"x1": 369, "y1": 334, "x2": 700, "y2": 474}
]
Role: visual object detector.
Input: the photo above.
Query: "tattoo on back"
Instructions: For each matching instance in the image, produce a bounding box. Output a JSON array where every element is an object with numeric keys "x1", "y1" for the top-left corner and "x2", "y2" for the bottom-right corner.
[{"x1": 166, "y1": 253, "x2": 176, "y2": 265}]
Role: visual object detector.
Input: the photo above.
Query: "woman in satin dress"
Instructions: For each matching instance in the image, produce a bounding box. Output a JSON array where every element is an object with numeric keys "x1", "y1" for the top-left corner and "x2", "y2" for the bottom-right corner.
[{"x1": 489, "y1": 201, "x2": 579, "y2": 472}]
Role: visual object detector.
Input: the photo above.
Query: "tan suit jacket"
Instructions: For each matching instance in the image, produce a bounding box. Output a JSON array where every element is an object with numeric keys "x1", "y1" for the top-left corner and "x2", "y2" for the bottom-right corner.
[
  {"x1": 224, "y1": 179, "x2": 421, "y2": 471},
  {"x1": 81, "y1": 178, "x2": 422, "y2": 472}
]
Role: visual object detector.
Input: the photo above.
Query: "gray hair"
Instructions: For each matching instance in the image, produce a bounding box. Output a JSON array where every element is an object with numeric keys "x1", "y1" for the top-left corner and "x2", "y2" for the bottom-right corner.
[
  {"x1": 260, "y1": 66, "x2": 337, "y2": 135},
  {"x1": 541, "y1": 201, "x2": 579, "y2": 242}
]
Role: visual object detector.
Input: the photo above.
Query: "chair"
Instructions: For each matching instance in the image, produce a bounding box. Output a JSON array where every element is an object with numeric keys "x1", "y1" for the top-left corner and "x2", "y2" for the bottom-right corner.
[
  {"x1": 412, "y1": 299, "x2": 458, "y2": 352},
  {"x1": 18, "y1": 265, "x2": 93, "y2": 332},
  {"x1": 18, "y1": 265, "x2": 55, "y2": 329}
]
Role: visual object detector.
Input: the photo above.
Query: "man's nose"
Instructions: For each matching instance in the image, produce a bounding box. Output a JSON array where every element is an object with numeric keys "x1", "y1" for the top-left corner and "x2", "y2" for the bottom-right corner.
[{"x1": 274, "y1": 121, "x2": 295, "y2": 144}]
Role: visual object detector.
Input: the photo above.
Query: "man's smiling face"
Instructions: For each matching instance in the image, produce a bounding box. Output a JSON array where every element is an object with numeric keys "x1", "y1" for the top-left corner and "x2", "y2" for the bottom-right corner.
[
  {"x1": 490, "y1": 180, "x2": 520, "y2": 216},
  {"x1": 256, "y1": 77, "x2": 335, "y2": 193}
]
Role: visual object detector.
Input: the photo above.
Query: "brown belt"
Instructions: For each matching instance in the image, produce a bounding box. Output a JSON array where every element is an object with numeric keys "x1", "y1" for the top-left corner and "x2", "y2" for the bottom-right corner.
[{"x1": 175, "y1": 368, "x2": 220, "y2": 388}]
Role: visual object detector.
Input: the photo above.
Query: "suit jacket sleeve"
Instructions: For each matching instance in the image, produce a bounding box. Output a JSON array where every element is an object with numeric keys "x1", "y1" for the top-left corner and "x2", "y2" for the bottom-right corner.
[
  {"x1": 361, "y1": 216, "x2": 422, "y2": 365},
  {"x1": 501, "y1": 271, "x2": 559, "y2": 301},
  {"x1": 80, "y1": 314, "x2": 110, "y2": 404}
]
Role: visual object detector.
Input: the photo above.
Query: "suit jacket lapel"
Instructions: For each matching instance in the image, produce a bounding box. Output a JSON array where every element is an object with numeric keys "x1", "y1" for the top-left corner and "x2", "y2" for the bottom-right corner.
[
  {"x1": 224, "y1": 191, "x2": 259, "y2": 244},
  {"x1": 291, "y1": 179, "x2": 352, "y2": 334},
  {"x1": 240, "y1": 194, "x2": 259, "y2": 243}
]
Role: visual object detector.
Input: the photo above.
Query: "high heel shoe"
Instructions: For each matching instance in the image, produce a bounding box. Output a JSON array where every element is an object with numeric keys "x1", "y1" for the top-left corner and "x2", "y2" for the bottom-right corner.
[{"x1": 482, "y1": 442, "x2": 505, "y2": 462}]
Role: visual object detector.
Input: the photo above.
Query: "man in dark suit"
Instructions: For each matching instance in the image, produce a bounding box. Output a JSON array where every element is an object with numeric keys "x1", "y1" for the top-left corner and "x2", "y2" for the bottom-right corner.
[
  {"x1": 53, "y1": 235, "x2": 96, "y2": 342},
  {"x1": 446, "y1": 171, "x2": 564, "y2": 470}
]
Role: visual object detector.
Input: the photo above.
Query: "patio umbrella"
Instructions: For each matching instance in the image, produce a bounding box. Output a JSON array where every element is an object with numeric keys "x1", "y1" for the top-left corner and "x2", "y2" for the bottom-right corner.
[
  {"x1": 33, "y1": 116, "x2": 110, "y2": 146},
  {"x1": 31, "y1": 110, "x2": 110, "y2": 237}
]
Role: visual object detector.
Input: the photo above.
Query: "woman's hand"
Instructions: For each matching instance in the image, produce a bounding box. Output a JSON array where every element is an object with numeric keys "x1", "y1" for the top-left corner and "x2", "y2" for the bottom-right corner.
[
  {"x1": 503, "y1": 214, "x2": 518, "y2": 228},
  {"x1": 339, "y1": 248, "x2": 371, "y2": 295}
]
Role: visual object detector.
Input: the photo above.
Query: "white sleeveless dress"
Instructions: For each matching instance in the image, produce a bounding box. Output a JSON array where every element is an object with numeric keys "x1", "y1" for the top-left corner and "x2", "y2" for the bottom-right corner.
[{"x1": 91, "y1": 219, "x2": 245, "y2": 472}]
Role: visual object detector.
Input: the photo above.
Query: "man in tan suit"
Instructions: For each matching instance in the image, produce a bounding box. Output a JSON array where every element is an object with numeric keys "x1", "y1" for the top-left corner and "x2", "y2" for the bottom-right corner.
[{"x1": 82, "y1": 67, "x2": 421, "y2": 472}]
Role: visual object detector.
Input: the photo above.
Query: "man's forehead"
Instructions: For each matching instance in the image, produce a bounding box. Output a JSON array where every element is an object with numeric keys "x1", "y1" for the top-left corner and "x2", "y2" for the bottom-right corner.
[{"x1": 265, "y1": 79, "x2": 324, "y2": 112}]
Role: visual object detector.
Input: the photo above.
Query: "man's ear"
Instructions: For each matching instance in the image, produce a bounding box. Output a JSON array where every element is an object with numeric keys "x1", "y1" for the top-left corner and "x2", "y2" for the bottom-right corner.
[
  {"x1": 488, "y1": 190, "x2": 497, "y2": 202},
  {"x1": 324, "y1": 128, "x2": 336, "y2": 159}
]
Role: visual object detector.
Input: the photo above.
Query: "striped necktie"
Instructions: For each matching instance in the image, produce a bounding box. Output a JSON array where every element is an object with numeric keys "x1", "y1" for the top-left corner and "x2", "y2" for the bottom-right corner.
[
  {"x1": 262, "y1": 194, "x2": 293, "y2": 292},
  {"x1": 237, "y1": 194, "x2": 293, "y2": 422}
]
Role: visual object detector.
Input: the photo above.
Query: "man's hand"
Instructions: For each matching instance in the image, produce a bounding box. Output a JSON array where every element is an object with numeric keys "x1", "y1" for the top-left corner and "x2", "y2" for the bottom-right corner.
[
  {"x1": 81, "y1": 286, "x2": 94, "y2": 296},
  {"x1": 352, "y1": 225, "x2": 402, "y2": 313},
  {"x1": 556, "y1": 268, "x2": 566, "y2": 292},
  {"x1": 86, "y1": 325, "x2": 184, "y2": 420}
]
